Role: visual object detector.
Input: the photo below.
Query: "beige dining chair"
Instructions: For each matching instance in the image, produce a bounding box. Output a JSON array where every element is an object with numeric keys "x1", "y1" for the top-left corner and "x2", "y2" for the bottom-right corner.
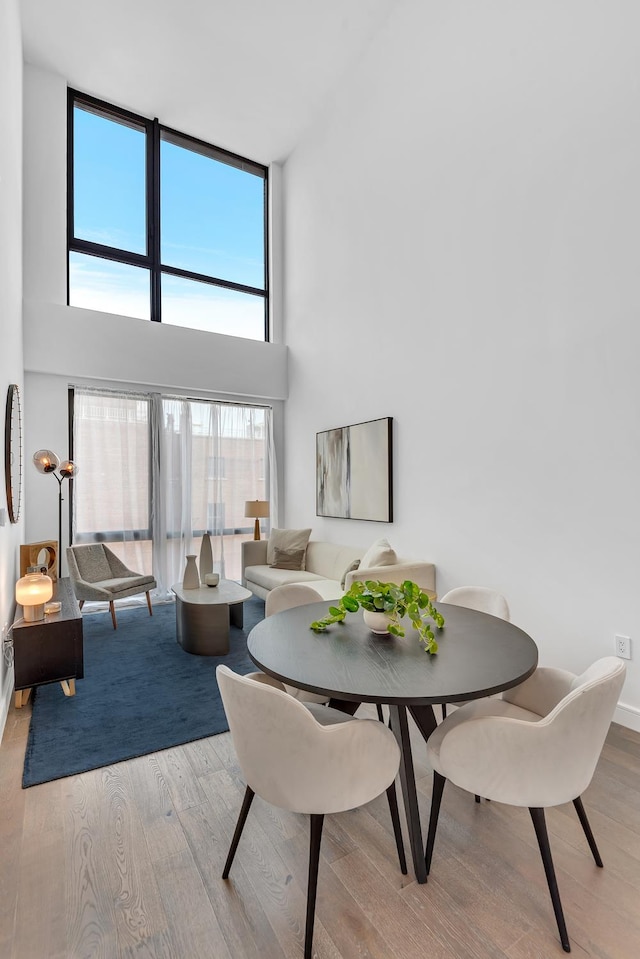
[
  {"x1": 440, "y1": 585, "x2": 510, "y2": 621},
  {"x1": 256, "y1": 581, "x2": 407, "y2": 876},
  {"x1": 424, "y1": 657, "x2": 626, "y2": 953},
  {"x1": 66, "y1": 543, "x2": 156, "y2": 629},
  {"x1": 263, "y1": 584, "x2": 328, "y2": 704},
  {"x1": 217, "y1": 665, "x2": 402, "y2": 959},
  {"x1": 439, "y1": 586, "x2": 511, "y2": 726}
]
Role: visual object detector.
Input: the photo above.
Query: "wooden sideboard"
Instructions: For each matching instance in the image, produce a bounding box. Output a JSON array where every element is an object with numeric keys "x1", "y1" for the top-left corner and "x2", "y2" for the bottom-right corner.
[{"x1": 12, "y1": 577, "x2": 83, "y2": 707}]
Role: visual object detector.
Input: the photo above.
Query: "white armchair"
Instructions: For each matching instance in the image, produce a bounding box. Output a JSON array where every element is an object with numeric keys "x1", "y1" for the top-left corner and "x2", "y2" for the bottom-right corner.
[
  {"x1": 424, "y1": 657, "x2": 626, "y2": 953},
  {"x1": 217, "y1": 665, "x2": 402, "y2": 959}
]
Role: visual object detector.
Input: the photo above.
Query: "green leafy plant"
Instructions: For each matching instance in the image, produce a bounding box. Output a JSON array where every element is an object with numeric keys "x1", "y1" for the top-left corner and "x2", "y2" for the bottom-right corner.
[{"x1": 310, "y1": 579, "x2": 445, "y2": 654}]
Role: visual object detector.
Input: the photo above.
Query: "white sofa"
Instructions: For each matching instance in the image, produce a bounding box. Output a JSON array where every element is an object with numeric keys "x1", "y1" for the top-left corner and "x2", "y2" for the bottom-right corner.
[{"x1": 241, "y1": 538, "x2": 436, "y2": 601}]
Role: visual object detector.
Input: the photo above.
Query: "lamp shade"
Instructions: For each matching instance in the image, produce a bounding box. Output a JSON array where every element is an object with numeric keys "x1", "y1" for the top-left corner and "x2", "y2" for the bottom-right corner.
[
  {"x1": 245, "y1": 500, "x2": 269, "y2": 518},
  {"x1": 16, "y1": 571, "x2": 53, "y2": 622},
  {"x1": 33, "y1": 449, "x2": 60, "y2": 473},
  {"x1": 59, "y1": 459, "x2": 79, "y2": 478}
]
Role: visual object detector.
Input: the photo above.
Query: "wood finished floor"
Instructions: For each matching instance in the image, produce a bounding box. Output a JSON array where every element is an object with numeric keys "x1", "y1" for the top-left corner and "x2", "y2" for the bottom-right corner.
[{"x1": 1, "y1": 700, "x2": 639, "y2": 959}]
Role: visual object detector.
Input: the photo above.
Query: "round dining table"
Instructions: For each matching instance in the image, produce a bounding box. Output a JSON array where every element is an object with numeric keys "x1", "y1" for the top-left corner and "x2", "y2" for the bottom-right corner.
[{"x1": 247, "y1": 600, "x2": 538, "y2": 883}]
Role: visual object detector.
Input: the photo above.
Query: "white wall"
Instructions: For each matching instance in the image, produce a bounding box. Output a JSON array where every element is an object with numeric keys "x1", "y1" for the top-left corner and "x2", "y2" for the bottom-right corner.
[
  {"x1": 283, "y1": 0, "x2": 640, "y2": 728},
  {"x1": 22, "y1": 63, "x2": 288, "y2": 573},
  {"x1": 0, "y1": 0, "x2": 24, "y2": 737}
]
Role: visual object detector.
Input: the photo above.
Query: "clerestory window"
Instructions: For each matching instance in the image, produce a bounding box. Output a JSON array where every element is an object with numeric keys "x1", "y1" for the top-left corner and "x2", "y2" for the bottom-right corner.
[{"x1": 67, "y1": 89, "x2": 268, "y2": 340}]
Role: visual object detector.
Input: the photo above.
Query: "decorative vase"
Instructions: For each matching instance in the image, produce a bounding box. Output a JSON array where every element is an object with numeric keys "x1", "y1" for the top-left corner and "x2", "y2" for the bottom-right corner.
[
  {"x1": 199, "y1": 532, "x2": 213, "y2": 583},
  {"x1": 363, "y1": 609, "x2": 392, "y2": 634},
  {"x1": 182, "y1": 554, "x2": 200, "y2": 589}
]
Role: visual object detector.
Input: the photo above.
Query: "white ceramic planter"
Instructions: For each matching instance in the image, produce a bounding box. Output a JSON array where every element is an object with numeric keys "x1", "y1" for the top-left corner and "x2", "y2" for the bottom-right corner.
[{"x1": 363, "y1": 609, "x2": 392, "y2": 634}]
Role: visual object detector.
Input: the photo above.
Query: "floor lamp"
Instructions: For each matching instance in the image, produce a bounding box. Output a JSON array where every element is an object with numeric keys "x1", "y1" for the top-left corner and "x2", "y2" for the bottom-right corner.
[{"x1": 33, "y1": 450, "x2": 80, "y2": 577}]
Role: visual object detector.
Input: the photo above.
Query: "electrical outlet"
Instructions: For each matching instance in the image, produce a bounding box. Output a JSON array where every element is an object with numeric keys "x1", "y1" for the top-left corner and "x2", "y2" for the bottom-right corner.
[{"x1": 615, "y1": 634, "x2": 631, "y2": 660}]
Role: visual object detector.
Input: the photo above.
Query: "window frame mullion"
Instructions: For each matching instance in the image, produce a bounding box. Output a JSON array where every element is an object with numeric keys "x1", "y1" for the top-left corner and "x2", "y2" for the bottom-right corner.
[{"x1": 150, "y1": 117, "x2": 162, "y2": 322}]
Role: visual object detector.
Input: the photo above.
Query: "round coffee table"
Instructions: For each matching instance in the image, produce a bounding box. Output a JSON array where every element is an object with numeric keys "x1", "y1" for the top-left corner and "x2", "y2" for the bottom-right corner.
[{"x1": 172, "y1": 580, "x2": 252, "y2": 655}]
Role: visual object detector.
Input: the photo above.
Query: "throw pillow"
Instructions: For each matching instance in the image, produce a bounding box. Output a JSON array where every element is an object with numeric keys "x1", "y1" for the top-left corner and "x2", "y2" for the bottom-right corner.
[
  {"x1": 270, "y1": 547, "x2": 306, "y2": 571},
  {"x1": 340, "y1": 559, "x2": 361, "y2": 591},
  {"x1": 266, "y1": 528, "x2": 312, "y2": 567},
  {"x1": 360, "y1": 537, "x2": 397, "y2": 570}
]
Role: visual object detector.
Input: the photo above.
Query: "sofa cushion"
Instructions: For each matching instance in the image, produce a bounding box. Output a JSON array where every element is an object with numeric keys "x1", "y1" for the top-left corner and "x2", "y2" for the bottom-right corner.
[
  {"x1": 304, "y1": 541, "x2": 363, "y2": 581},
  {"x1": 93, "y1": 575, "x2": 156, "y2": 594},
  {"x1": 270, "y1": 547, "x2": 306, "y2": 571},
  {"x1": 266, "y1": 528, "x2": 312, "y2": 567},
  {"x1": 360, "y1": 537, "x2": 397, "y2": 570},
  {"x1": 245, "y1": 564, "x2": 324, "y2": 592}
]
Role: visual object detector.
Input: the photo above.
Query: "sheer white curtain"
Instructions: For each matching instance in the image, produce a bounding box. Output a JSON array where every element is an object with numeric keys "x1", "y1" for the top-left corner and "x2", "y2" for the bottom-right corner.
[
  {"x1": 150, "y1": 395, "x2": 194, "y2": 599},
  {"x1": 73, "y1": 390, "x2": 152, "y2": 589},
  {"x1": 74, "y1": 388, "x2": 273, "y2": 601}
]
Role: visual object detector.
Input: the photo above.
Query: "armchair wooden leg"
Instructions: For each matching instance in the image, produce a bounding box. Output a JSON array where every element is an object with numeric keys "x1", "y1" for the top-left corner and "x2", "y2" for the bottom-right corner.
[
  {"x1": 425, "y1": 771, "x2": 446, "y2": 875},
  {"x1": 146, "y1": 590, "x2": 153, "y2": 616},
  {"x1": 573, "y1": 796, "x2": 603, "y2": 867},
  {"x1": 222, "y1": 785, "x2": 255, "y2": 879},
  {"x1": 529, "y1": 807, "x2": 571, "y2": 952},
  {"x1": 305, "y1": 814, "x2": 324, "y2": 959},
  {"x1": 109, "y1": 601, "x2": 118, "y2": 630}
]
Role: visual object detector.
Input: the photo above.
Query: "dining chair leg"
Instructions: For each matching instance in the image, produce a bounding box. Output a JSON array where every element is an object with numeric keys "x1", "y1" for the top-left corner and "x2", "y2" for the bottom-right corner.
[
  {"x1": 386, "y1": 780, "x2": 407, "y2": 874},
  {"x1": 109, "y1": 600, "x2": 118, "y2": 630},
  {"x1": 222, "y1": 785, "x2": 255, "y2": 879},
  {"x1": 425, "y1": 771, "x2": 446, "y2": 875},
  {"x1": 441, "y1": 703, "x2": 447, "y2": 720},
  {"x1": 529, "y1": 807, "x2": 571, "y2": 953},
  {"x1": 573, "y1": 796, "x2": 603, "y2": 867},
  {"x1": 376, "y1": 703, "x2": 385, "y2": 723},
  {"x1": 305, "y1": 814, "x2": 324, "y2": 959}
]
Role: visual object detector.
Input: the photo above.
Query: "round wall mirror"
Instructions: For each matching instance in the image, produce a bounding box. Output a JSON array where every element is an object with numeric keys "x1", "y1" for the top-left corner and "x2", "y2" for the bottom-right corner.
[{"x1": 4, "y1": 384, "x2": 22, "y2": 523}]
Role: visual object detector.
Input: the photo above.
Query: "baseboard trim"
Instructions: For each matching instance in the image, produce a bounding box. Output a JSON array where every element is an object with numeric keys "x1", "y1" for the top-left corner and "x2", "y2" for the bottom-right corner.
[
  {"x1": 614, "y1": 701, "x2": 640, "y2": 733},
  {"x1": 0, "y1": 664, "x2": 14, "y2": 742}
]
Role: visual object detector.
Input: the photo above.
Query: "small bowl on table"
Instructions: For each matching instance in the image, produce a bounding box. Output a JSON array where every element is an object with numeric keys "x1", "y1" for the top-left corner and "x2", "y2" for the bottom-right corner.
[{"x1": 205, "y1": 573, "x2": 220, "y2": 587}]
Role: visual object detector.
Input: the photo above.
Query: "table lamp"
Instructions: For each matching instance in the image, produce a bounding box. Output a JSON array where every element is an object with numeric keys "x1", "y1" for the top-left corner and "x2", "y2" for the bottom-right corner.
[
  {"x1": 245, "y1": 500, "x2": 269, "y2": 540},
  {"x1": 16, "y1": 569, "x2": 53, "y2": 622}
]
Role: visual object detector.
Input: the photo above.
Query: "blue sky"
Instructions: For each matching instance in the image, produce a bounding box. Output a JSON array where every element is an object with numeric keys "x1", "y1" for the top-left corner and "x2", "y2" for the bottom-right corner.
[{"x1": 70, "y1": 106, "x2": 266, "y2": 338}]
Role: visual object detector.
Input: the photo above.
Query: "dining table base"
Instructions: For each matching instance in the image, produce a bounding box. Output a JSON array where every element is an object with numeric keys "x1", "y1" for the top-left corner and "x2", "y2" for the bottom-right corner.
[{"x1": 328, "y1": 697, "x2": 437, "y2": 884}]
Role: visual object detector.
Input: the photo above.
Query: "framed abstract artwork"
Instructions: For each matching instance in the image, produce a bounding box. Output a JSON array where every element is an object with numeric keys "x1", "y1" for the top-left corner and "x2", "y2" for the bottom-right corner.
[{"x1": 316, "y1": 417, "x2": 393, "y2": 522}]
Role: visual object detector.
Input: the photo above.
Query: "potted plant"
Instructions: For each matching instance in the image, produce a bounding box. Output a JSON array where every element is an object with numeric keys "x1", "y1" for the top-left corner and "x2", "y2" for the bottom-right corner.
[{"x1": 310, "y1": 579, "x2": 445, "y2": 654}]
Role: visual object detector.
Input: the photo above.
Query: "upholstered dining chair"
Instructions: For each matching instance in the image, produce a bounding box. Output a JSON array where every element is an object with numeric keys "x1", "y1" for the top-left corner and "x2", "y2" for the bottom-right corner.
[
  {"x1": 424, "y1": 657, "x2": 626, "y2": 953},
  {"x1": 259, "y1": 581, "x2": 407, "y2": 876},
  {"x1": 264, "y1": 584, "x2": 328, "y2": 704},
  {"x1": 66, "y1": 543, "x2": 156, "y2": 629},
  {"x1": 439, "y1": 585, "x2": 510, "y2": 621},
  {"x1": 217, "y1": 665, "x2": 402, "y2": 959},
  {"x1": 439, "y1": 586, "x2": 511, "y2": 723}
]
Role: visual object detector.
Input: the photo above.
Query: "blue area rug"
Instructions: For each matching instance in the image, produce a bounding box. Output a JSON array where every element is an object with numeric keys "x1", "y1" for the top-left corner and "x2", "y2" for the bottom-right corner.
[{"x1": 22, "y1": 596, "x2": 264, "y2": 788}]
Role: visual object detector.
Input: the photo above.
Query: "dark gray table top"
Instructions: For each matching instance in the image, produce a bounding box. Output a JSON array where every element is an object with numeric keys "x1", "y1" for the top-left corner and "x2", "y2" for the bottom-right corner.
[{"x1": 247, "y1": 601, "x2": 538, "y2": 705}]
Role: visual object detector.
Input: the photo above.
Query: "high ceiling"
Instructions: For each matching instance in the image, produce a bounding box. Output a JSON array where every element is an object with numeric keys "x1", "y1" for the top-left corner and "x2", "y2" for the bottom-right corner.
[{"x1": 20, "y1": 0, "x2": 396, "y2": 164}]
